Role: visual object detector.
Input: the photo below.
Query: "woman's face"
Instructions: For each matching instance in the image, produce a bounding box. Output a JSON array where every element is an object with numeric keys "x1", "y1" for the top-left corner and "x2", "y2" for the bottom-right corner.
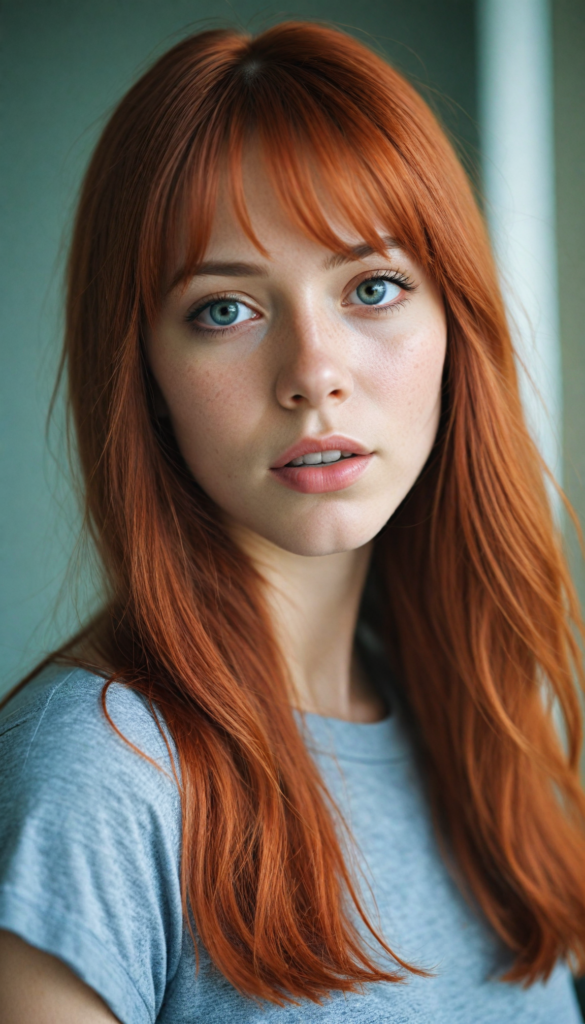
[{"x1": 147, "y1": 153, "x2": 447, "y2": 557}]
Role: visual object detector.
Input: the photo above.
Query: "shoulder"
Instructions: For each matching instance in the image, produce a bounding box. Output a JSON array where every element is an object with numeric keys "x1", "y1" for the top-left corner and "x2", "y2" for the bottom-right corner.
[
  {"x1": 1, "y1": 662, "x2": 173, "y2": 756},
  {"x1": 0, "y1": 660, "x2": 182, "y2": 871},
  {"x1": 0, "y1": 664, "x2": 184, "y2": 1024},
  {"x1": 0, "y1": 662, "x2": 182, "y2": 869},
  {"x1": 0, "y1": 663, "x2": 179, "y2": 799}
]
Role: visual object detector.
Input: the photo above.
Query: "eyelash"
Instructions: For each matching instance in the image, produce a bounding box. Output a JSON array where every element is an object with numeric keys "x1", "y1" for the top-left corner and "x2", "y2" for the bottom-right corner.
[
  {"x1": 184, "y1": 292, "x2": 254, "y2": 337},
  {"x1": 184, "y1": 270, "x2": 415, "y2": 336},
  {"x1": 346, "y1": 271, "x2": 415, "y2": 311}
]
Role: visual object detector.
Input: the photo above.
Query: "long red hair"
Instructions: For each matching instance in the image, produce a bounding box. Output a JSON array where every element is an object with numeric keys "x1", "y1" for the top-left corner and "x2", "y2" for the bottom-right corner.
[{"x1": 28, "y1": 21, "x2": 585, "y2": 1001}]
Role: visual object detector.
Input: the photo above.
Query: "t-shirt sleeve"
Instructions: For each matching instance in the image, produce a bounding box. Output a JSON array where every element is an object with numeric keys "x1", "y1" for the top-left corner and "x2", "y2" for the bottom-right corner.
[{"x1": 0, "y1": 668, "x2": 184, "y2": 1024}]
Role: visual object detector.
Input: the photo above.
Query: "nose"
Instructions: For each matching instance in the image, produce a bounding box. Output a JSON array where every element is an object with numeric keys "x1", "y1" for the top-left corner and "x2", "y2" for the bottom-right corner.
[{"x1": 274, "y1": 315, "x2": 354, "y2": 411}]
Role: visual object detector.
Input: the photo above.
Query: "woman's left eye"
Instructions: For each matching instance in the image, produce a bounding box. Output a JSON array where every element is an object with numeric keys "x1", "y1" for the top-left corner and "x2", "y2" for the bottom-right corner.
[
  {"x1": 348, "y1": 277, "x2": 403, "y2": 307},
  {"x1": 189, "y1": 299, "x2": 257, "y2": 330}
]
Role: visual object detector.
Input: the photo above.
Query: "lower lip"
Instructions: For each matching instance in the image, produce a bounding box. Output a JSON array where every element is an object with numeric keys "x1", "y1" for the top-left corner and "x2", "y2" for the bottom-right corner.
[{"x1": 270, "y1": 455, "x2": 373, "y2": 494}]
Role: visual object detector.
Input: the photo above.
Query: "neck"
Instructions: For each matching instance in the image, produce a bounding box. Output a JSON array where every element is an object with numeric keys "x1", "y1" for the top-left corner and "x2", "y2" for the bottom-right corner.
[{"x1": 229, "y1": 524, "x2": 386, "y2": 723}]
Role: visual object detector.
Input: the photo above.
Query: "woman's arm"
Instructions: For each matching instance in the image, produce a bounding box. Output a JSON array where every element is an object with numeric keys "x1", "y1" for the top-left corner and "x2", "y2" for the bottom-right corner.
[{"x1": 0, "y1": 931, "x2": 120, "y2": 1023}]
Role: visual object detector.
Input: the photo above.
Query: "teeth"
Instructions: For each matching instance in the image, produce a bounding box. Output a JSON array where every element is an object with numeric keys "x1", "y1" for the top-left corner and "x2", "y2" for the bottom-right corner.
[
  {"x1": 289, "y1": 449, "x2": 350, "y2": 467},
  {"x1": 322, "y1": 450, "x2": 342, "y2": 463},
  {"x1": 303, "y1": 452, "x2": 323, "y2": 465}
]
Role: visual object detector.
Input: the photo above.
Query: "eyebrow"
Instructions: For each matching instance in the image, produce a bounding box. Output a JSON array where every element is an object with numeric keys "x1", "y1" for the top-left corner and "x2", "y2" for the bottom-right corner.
[
  {"x1": 323, "y1": 236, "x2": 400, "y2": 270},
  {"x1": 167, "y1": 260, "x2": 267, "y2": 291},
  {"x1": 171, "y1": 236, "x2": 400, "y2": 290},
  {"x1": 192, "y1": 260, "x2": 268, "y2": 278}
]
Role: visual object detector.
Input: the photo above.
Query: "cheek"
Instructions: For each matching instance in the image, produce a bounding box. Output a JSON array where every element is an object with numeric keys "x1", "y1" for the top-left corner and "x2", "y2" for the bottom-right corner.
[
  {"x1": 365, "y1": 317, "x2": 446, "y2": 439},
  {"x1": 158, "y1": 354, "x2": 267, "y2": 472}
]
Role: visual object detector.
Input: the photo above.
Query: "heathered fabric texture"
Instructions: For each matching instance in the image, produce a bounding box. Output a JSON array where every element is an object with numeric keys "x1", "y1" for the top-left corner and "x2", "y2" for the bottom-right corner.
[{"x1": 0, "y1": 664, "x2": 581, "y2": 1023}]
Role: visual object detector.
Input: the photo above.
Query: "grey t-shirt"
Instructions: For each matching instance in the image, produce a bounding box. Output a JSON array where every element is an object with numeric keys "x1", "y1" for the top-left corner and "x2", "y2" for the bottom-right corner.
[{"x1": 0, "y1": 664, "x2": 581, "y2": 1023}]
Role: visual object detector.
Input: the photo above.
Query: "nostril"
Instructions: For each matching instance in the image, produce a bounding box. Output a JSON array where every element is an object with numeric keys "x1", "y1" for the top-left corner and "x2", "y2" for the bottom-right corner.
[{"x1": 291, "y1": 394, "x2": 303, "y2": 403}]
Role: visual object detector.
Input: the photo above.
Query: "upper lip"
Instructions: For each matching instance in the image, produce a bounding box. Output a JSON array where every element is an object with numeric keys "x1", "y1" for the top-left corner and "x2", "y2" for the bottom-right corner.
[{"x1": 271, "y1": 435, "x2": 372, "y2": 469}]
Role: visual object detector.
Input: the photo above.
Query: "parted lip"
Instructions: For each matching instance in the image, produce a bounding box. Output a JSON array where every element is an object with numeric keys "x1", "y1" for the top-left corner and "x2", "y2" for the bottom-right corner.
[{"x1": 271, "y1": 435, "x2": 372, "y2": 470}]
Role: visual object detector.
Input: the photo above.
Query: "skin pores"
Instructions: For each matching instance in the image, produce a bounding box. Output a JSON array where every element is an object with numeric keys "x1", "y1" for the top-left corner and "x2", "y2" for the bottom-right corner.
[{"x1": 147, "y1": 154, "x2": 447, "y2": 560}]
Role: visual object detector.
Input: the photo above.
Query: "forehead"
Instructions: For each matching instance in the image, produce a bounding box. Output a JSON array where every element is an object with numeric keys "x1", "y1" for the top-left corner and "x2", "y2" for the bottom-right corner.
[
  {"x1": 219, "y1": 148, "x2": 368, "y2": 243},
  {"x1": 172, "y1": 197, "x2": 404, "y2": 294},
  {"x1": 163, "y1": 136, "x2": 427, "y2": 303},
  {"x1": 186, "y1": 144, "x2": 399, "y2": 270}
]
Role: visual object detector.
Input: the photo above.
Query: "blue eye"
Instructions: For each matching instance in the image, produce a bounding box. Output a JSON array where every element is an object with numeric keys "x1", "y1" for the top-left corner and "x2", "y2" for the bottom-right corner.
[
  {"x1": 350, "y1": 277, "x2": 402, "y2": 306},
  {"x1": 189, "y1": 298, "x2": 257, "y2": 330},
  {"x1": 209, "y1": 300, "x2": 239, "y2": 325}
]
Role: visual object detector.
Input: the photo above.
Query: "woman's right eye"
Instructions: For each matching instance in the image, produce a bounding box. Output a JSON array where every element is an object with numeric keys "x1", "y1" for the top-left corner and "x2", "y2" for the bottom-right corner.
[{"x1": 188, "y1": 299, "x2": 258, "y2": 330}]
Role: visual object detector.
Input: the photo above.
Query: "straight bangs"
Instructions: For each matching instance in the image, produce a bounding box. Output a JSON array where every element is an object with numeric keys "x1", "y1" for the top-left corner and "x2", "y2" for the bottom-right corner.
[{"x1": 138, "y1": 25, "x2": 449, "y2": 325}]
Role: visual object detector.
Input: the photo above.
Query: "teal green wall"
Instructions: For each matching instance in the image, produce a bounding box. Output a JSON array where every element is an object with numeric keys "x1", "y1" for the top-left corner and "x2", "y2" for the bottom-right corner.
[
  {"x1": 1, "y1": 1, "x2": 479, "y2": 693},
  {"x1": 554, "y1": 0, "x2": 585, "y2": 612}
]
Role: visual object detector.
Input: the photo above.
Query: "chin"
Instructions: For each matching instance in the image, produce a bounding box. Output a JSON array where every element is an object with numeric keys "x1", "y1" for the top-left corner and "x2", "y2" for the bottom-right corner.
[{"x1": 249, "y1": 504, "x2": 394, "y2": 557}]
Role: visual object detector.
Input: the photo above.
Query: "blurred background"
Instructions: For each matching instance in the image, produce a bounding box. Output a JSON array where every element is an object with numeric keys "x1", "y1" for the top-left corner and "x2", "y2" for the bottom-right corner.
[{"x1": 1, "y1": 0, "x2": 584, "y2": 698}]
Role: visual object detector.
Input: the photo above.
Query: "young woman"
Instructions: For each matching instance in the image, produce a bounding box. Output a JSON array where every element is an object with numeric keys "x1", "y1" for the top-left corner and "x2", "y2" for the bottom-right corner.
[{"x1": 1, "y1": 21, "x2": 584, "y2": 1024}]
